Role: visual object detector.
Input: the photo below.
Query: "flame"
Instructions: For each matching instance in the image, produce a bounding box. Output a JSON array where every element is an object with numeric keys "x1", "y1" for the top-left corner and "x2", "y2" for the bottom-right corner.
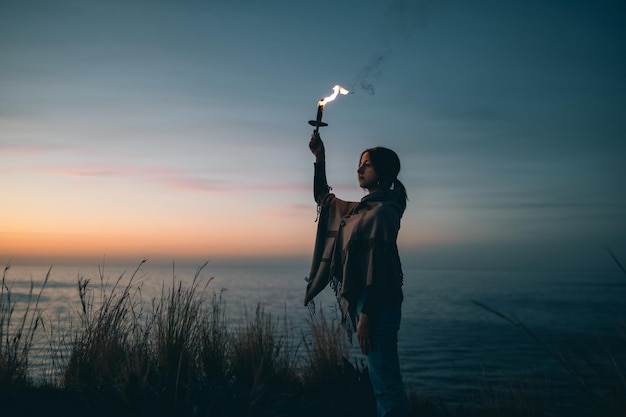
[{"x1": 318, "y1": 85, "x2": 349, "y2": 106}]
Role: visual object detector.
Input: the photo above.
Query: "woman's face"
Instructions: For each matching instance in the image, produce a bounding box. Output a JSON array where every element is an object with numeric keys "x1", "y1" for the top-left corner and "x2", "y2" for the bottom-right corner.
[{"x1": 357, "y1": 151, "x2": 380, "y2": 191}]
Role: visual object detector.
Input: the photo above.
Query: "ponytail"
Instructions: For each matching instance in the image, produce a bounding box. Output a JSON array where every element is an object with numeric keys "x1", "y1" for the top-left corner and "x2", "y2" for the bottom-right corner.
[{"x1": 392, "y1": 178, "x2": 408, "y2": 213}]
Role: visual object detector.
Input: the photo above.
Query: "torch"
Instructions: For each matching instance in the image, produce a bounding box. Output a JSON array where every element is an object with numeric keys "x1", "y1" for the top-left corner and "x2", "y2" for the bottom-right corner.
[{"x1": 308, "y1": 85, "x2": 349, "y2": 134}]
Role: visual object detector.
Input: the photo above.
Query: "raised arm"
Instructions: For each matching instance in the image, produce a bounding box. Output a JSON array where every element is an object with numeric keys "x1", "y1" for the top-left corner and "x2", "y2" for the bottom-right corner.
[{"x1": 309, "y1": 132, "x2": 330, "y2": 204}]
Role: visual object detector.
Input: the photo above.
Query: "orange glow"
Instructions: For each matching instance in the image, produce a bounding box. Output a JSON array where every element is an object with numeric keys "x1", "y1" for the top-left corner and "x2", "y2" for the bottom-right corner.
[
  {"x1": 1, "y1": 213, "x2": 317, "y2": 265},
  {"x1": 318, "y1": 85, "x2": 349, "y2": 107}
]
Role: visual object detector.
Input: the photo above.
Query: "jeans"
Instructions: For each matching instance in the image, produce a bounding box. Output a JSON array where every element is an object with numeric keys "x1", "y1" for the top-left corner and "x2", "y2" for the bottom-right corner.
[{"x1": 356, "y1": 293, "x2": 407, "y2": 417}]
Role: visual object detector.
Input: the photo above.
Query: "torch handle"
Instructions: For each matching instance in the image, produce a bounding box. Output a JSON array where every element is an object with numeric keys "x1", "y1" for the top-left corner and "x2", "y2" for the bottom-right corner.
[{"x1": 308, "y1": 102, "x2": 328, "y2": 132}]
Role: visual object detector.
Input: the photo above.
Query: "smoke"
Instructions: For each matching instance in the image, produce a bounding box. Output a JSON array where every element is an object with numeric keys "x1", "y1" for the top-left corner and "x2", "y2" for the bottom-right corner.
[
  {"x1": 352, "y1": 54, "x2": 387, "y2": 95},
  {"x1": 348, "y1": 0, "x2": 417, "y2": 95}
]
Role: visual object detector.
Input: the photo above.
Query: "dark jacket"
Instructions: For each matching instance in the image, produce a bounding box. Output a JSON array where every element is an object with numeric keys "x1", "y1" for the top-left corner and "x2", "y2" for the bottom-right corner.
[{"x1": 304, "y1": 162, "x2": 404, "y2": 331}]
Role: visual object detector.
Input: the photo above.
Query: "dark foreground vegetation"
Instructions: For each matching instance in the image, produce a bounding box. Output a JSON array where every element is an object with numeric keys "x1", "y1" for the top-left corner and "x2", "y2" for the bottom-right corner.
[{"x1": 1, "y1": 256, "x2": 625, "y2": 417}]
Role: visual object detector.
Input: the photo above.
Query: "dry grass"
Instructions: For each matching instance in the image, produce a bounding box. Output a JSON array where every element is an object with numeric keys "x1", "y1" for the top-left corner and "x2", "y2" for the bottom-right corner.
[
  {"x1": 198, "y1": 288, "x2": 230, "y2": 382},
  {"x1": 62, "y1": 260, "x2": 150, "y2": 388},
  {"x1": 230, "y1": 303, "x2": 300, "y2": 390},
  {"x1": 301, "y1": 306, "x2": 377, "y2": 416},
  {"x1": 152, "y1": 262, "x2": 211, "y2": 399},
  {"x1": 1, "y1": 253, "x2": 624, "y2": 416},
  {"x1": 0, "y1": 263, "x2": 48, "y2": 389},
  {"x1": 301, "y1": 306, "x2": 349, "y2": 390}
]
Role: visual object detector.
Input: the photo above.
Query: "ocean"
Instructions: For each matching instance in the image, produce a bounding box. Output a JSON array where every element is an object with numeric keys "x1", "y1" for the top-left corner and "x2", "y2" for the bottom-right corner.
[{"x1": 3, "y1": 261, "x2": 625, "y2": 413}]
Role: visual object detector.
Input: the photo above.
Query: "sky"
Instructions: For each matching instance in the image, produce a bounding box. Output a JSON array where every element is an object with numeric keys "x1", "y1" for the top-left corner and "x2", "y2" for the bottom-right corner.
[{"x1": 1, "y1": 0, "x2": 625, "y2": 270}]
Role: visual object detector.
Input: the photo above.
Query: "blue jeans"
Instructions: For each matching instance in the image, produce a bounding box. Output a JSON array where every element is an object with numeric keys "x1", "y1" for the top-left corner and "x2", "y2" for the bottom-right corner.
[{"x1": 356, "y1": 293, "x2": 407, "y2": 417}]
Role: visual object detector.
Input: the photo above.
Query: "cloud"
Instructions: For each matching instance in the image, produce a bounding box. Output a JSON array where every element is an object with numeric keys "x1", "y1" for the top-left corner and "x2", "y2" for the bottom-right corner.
[
  {"x1": 160, "y1": 177, "x2": 229, "y2": 193},
  {"x1": 46, "y1": 163, "x2": 311, "y2": 195},
  {"x1": 0, "y1": 142, "x2": 65, "y2": 157},
  {"x1": 159, "y1": 178, "x2": 310, "y2": 194},
  {"x1": 263, "y1": 203, "x2": 315, "y2": 219},
  {"x1": 47, "y1": 165, "x2": 173, "y2": 178},
  {"x1": 47, "y1": 164, "x2": 229, "y2": 193}
]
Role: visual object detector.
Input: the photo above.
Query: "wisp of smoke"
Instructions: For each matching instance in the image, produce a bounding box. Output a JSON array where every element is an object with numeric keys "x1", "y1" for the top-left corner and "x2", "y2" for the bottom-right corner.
[
  {"x1": 348, "y1": 0, "x2": 416, "y2": 96},
  {"x1": 350, "y1": 54, "x2": 388, "y2": 96}
]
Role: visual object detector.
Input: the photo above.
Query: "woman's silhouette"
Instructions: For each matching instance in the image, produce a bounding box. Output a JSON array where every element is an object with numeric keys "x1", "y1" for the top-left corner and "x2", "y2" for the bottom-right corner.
[{"x1": 305, "y1": 132, "x2": 408, "y2": 417}]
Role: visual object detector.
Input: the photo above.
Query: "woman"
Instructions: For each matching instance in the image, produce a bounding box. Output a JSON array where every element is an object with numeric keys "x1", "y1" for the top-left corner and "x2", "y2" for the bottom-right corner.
[{"x1": 304, "y1": 132, "x2": 408, "y2": 417}]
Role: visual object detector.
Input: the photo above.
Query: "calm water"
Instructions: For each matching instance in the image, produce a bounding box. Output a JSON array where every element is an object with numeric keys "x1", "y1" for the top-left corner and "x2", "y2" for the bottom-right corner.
[{"x1": 3, "y1": 261, "x2": 625, "y2": 411}]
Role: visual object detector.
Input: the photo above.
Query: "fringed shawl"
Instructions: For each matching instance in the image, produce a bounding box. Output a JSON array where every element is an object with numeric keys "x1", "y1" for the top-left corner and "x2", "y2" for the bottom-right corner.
[{"x1": 304, "y1": 189, "x2": 404, "y2": 333}]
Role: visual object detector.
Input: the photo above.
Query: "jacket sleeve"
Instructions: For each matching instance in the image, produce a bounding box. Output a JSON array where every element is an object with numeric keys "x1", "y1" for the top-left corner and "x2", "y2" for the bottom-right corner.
[{"x1": 313, "y1": 161, "x2": 331, "y2": 205}]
